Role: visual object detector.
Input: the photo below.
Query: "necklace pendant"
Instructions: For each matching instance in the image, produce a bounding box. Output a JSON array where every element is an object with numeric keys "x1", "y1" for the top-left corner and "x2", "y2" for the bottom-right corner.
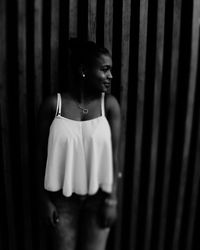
[
  {"x1": 83, "y1": 109, "x2": 88, "y2": 114},
  {"x1": 78, "y1": 104, "x2": 88, "y2": 114}
]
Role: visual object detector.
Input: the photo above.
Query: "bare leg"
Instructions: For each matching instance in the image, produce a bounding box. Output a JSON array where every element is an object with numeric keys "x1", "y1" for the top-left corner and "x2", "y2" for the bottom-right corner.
[
  {"x1": 79, "y1": 210, "x2": 110, "y2": 250},
  {"x1": 48, "y1": 193, "x2": 80, "y2": 250},
  {"x1": 77, "y1": 192, "x2": 111, "y2": 250}
]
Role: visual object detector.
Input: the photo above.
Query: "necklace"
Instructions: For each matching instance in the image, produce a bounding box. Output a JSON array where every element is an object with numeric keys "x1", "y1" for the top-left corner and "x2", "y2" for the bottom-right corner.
[{"x1": 78, "y1": 104, "x2": 88, "y2": 114}]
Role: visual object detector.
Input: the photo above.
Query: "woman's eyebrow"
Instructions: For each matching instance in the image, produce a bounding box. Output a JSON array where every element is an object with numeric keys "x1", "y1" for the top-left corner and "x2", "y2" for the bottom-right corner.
[{"x1": 101, "y1": 64, "x2": 112, "y2": 68}]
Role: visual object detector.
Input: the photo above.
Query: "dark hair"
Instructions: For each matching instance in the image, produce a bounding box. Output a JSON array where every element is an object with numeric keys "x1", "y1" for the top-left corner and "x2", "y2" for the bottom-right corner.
[{"x1": 68, "y1": 38, "x2": 110, "y2": 70}]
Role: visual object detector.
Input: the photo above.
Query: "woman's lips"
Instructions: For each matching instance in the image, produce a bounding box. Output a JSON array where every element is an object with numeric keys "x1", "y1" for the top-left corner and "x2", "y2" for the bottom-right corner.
[{"x1": 103, "y1": 82, "x2": 111, "y2": 88}]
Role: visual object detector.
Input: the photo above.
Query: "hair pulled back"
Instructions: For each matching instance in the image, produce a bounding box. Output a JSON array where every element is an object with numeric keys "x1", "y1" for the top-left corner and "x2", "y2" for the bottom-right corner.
[{"x1": 68, "y1": 38, "x2": 110, "y2": 71}]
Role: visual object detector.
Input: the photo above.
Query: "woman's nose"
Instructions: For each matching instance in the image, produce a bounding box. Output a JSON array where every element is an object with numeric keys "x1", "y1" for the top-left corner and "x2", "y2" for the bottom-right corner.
[{"x1": 107, "y1": 70, "x2": 113, "y2": 79}]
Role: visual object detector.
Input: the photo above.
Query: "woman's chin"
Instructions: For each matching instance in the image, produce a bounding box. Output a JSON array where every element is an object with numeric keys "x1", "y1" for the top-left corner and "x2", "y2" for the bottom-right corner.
[{"x1": 102, "y1": 85, "x2": 111, "y2": 93}]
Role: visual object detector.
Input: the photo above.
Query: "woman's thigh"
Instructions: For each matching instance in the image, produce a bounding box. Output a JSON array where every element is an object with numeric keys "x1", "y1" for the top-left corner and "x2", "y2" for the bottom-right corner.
[
  {"x1": 79, "y1": 211, "x2": 110, "y2": 250},
  {"x1": 48, "y1": 193, "x2": 80, "y2": 250},
  {"x1": 78, "y1": 192, "x2": 110, "y2": 250}
]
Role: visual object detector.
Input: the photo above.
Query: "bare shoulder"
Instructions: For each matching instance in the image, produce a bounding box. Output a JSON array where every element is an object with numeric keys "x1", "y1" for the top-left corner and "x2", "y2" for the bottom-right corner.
[
  {"x1": 105, "y1": 94, "x2": 121, "y2": 141},
  {"x1": 38, "y1": 93, "x2": 58, "y2": 122},
  {"x1": 105, "y1": 94, "x2": 121, "y2": 123},
  {"x1": 105, "y1": 94, "x2": 121, "y2": 118}
]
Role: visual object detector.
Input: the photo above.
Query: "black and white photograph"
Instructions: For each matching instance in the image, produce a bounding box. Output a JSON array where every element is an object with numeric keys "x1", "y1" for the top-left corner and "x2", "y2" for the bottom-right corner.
[{"x1": 0, "y1": 1, "x2": 200, "y2": 250}]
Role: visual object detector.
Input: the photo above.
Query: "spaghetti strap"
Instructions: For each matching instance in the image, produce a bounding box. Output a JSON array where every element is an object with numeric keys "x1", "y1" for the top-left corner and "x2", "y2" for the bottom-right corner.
[
  {"x1": 56, "y1": 93, "x2": 62, "y2": 116},
  {"x1": 101, "y1": 92, "x2": 105, "y2": 116}
]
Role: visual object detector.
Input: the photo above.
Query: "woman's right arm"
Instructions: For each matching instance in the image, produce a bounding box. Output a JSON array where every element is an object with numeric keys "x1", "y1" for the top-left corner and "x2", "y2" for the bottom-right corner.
[{"x1": 35, "y1": 95, "x2": 59, "y2": 225}]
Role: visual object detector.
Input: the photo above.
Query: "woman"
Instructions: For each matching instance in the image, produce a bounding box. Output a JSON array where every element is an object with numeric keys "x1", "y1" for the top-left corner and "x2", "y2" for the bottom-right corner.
[{"x1": 36, "y1": 39, "x2": 121, "y2": 250}]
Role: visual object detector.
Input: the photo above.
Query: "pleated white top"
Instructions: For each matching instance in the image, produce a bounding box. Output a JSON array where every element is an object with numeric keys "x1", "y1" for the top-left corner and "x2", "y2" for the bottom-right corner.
[{"x1": 44, "y1": 93, "x2": 113, "y2": 197}]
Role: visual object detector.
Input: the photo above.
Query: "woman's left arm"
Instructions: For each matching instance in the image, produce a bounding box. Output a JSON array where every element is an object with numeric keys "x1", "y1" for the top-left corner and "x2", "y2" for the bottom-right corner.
[
  {"x1": 98, "y1": 94, "x2": 121, "y2": 228},
  {"x1": 106, "y1": 94, "x2": 121, "y2": 200}
]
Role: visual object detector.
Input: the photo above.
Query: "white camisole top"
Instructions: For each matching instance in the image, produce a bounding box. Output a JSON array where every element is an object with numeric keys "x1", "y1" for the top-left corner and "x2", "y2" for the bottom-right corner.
[{"x1": 44, "y1": 92, "x2": 113, "y2": 197}]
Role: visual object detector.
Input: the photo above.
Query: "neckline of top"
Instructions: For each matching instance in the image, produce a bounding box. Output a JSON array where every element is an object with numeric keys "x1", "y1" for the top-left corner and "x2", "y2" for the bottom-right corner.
[
  {"x1": 55, "y1": 92, "x2": 106, "y2": 122},
  {"x1": 55, "y1": 114, "x2": 105, "y2": 123}
]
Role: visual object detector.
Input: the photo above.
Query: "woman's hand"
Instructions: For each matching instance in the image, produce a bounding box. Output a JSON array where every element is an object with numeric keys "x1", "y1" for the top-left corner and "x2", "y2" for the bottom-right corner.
[
  {"x1": 40, "y1": 199, "x2": 59, "y2": 226},
  {"x1": 98, "y1": 198, "x2": 118, "y2": 228}
]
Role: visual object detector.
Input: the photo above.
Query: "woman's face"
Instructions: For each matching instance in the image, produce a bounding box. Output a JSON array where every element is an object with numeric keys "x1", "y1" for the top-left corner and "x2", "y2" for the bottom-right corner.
[{"x1": 85, "y1": 54, "x2": 113, "y2": 93}]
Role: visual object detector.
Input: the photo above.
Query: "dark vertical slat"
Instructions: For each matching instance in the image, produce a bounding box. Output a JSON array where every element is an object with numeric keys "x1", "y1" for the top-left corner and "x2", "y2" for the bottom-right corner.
[
  {"x1": 88, "y1": 0, "x2": 97, "y2": 42},
  {"x1": 186, "y1": 111, "x2": 200, "y2": 250},
  {"x1": 0, "y1": 0, "x2": 6, "y2": 105},
  {"x1": 129, "y1": 0, "x2": 148, "y2": 249},
  {"x1": 172, "y1": 0, "x2": 200, "y2": 249},
  {"x1": 50, "y1": 0, "x2": 59, "y2": 94},
  {"x1": 34, "y1": 0, "x2": 43, "y2": 116},
  {"x1": 144, "y1": 1, "x2": 166, "y2": 250},
  {"x1": 0, "y1": 1, "x2": 17, "y2": 249},
  {"x1": 0, "y1": 232, "x2": 2, "y2": 250},
  {"x1": 158, "y1": 1, "x2": 182, "y2": 250},
  {"x1": 0, "y1": 105, "x2": 17, "y2": 250},
  {"x1": 104, "y1": 0, "x2": 113, "y2": 53},
  {"x1": 18, "y1": 1, "x2": 33, "y2": 249},
  {"x1": 115, "y1": 1, "x2": 131, "y2": 249},
  {"x1": 69, "y1": 0, "x2": 78, "y2": 38},
  {"x1": 34, "y1": 2, "x2": 48, "y2": 248},
  {"x1": 120, "y1": 0, "x2": 131, "y2": 168}
]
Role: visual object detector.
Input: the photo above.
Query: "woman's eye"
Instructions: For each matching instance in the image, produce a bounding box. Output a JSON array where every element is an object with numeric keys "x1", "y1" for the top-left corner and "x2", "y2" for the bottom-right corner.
[
  {"x1": 101, "y1": 67, "x2": 111, "y2": 73},
  {"x1": 101, "y1": 67, "x2": 107, "y2": 71}
]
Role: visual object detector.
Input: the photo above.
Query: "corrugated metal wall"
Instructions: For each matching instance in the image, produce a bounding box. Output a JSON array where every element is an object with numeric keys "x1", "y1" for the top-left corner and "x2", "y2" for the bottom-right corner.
[{"x1": 0, "y1": 0, "x2": 200, "y2": 250}]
